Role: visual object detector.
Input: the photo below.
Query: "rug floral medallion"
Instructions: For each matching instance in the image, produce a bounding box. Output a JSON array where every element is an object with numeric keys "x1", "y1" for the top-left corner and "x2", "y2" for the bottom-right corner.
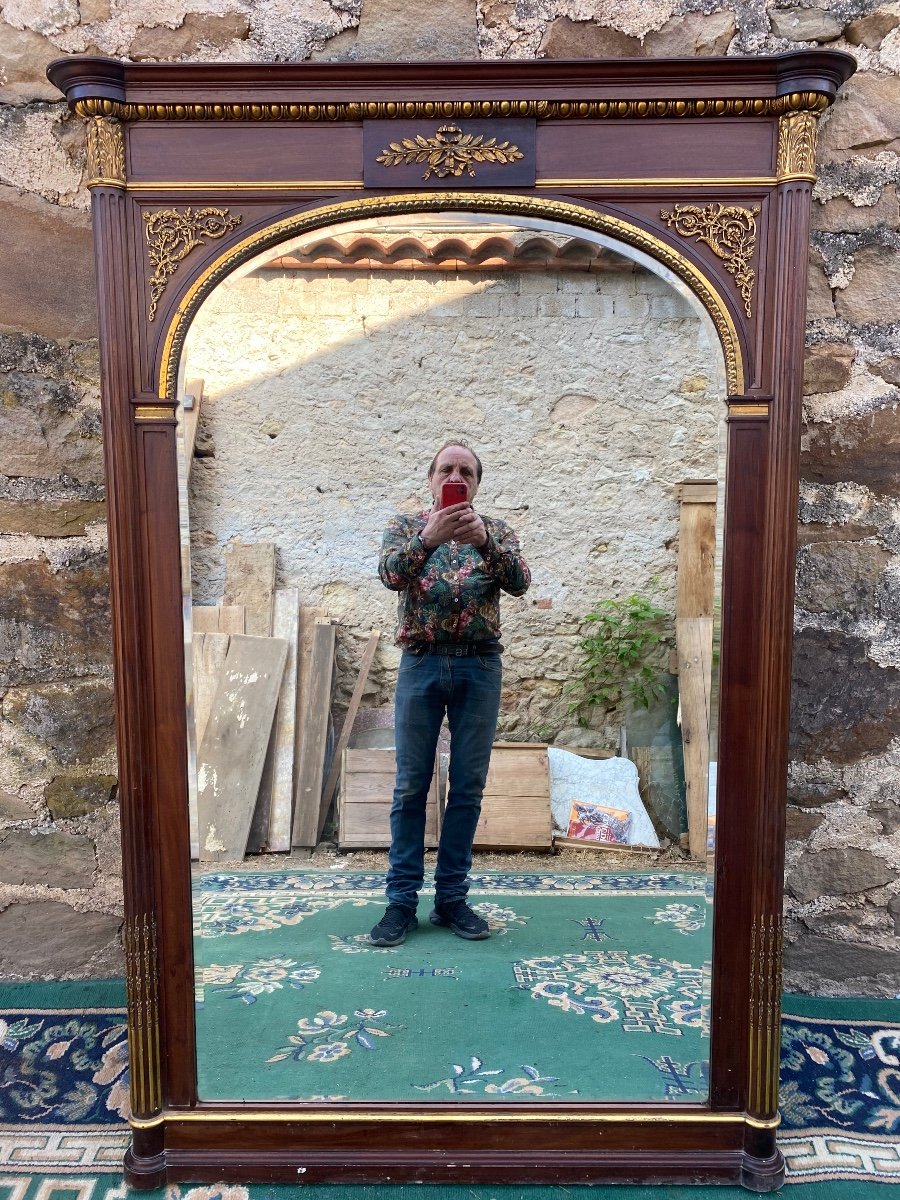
[{"x1": 1, "y1": 871, "x2": 897, "y2": 1195}]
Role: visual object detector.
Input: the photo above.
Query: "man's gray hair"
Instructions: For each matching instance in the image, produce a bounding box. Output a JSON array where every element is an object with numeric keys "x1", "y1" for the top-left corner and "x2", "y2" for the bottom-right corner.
[{"x1": 427, "y1": 439, "x2": 483, "y2": 483}]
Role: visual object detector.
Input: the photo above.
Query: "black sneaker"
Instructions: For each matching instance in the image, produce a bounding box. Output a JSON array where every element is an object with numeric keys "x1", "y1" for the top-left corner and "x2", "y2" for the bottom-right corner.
[
  {"x1": 369, "y1": 903, "x2": 418, "y2": 946},
  {"x1": 429, "y1": 899, "x2": 490, "y2": 940}
]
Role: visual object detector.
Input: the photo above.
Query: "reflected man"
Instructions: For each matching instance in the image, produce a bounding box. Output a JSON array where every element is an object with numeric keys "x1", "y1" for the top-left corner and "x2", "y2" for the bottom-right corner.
[{"x1": 369, "y1": 440, "x2": 531, "y2": 946}]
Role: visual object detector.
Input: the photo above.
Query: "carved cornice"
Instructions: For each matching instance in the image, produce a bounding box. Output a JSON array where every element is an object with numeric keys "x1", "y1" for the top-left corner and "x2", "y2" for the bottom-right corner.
[
  {"x1": 144, "y1": 206, "x2": 242, "y2": 321},
  {"x1": 776, "y1": 111, "x2": 819, "y2": 181},
  {"x1": 124, "y1": 913, "x2": 162, "y2": 1117},
  {"x1": 660, "y1": 202, "x2": 760, "y2": 319},
  {"x1": 85, "y1": 115, "x2": 125, "y2": 188},
  {"x1": 73, "y1": 92, "x2": 831, "y2": 124}
]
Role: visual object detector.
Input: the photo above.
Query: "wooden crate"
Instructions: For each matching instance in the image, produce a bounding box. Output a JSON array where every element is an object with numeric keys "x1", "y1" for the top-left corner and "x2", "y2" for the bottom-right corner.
[
  {"x1": 473, "y1": 741, "x2": 552, "y2": 850},
  {"x1": 338, "y1": 748, "x2": 440, "y2": 849}
]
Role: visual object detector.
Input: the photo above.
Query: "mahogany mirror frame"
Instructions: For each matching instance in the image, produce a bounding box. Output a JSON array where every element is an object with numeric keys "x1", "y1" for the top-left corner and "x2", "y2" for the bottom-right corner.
[{"x1": 48, "y1": 49, "x2": 855, "y2": 1192}]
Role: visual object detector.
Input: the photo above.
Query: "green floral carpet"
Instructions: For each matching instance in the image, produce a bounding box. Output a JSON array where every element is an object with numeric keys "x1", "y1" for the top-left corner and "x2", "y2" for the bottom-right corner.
[
  {"x1": 193, "y1": 870, "x2": 712, "y2": 1103},
  {"x1": 1, "y1": 872, "x2": 897, "y2": 1198}
]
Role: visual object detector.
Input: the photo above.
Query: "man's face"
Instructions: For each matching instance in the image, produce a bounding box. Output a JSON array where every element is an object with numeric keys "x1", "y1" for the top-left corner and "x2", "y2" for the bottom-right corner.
[{"x1": 429, "y1": 446, "x2": 480, "y2": 505}]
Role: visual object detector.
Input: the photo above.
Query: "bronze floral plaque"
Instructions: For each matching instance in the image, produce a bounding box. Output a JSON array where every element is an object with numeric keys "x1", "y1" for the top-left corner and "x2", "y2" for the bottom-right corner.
[{"x1": 363, "y1": 119, "x2": 536, "y2": 188}]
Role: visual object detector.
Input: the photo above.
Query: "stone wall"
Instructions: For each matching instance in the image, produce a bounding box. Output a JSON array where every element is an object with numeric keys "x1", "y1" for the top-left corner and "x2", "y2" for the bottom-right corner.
[{"x1": 1, "y1": 0, "x2": 898, "y2": 992}]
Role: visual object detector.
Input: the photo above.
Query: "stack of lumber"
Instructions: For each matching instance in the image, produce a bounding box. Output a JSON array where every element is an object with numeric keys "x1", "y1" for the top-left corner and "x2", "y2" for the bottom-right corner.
[{"x1": 187, "y1": 541, "x2": 379, "y2": 862}]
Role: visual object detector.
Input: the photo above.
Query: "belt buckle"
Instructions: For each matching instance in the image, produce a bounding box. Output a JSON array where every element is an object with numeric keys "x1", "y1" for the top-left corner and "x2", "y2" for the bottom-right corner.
[{"x1": 453, "y1": 646, "x2": 465, "y2": 657}]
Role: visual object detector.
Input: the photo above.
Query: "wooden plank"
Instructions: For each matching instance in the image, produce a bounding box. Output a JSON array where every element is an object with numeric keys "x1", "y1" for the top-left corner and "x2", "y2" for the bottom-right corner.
[
  {"x1": 191, "y1": 606, "x2": 219, "y2": 635},
  {"x1": 266, "y1": 588, "x2": 302, "y2": 853},
  {"x1": 553, "y1": 835, "x2": 658, "y2": 857},
  {"x1": 677, "y1": 616, "x2": 714, "y2": 860},
  {"x1": 223, "y1": 542, "x2": 276, "y2": 638},
  {"x1": 291, "y1": 606, "x2": 326, "y2": 837},
  {"x1": 318, "y1": 630, "x2": 381, "y2": 839},
  {"x1": 676, "y1": 479, "x2": 718, "y2": 504},
  {"x1": 197, "y1": 634, "x2": 289, "y2": 863},
  {"x1": 191, "y1": 605, "x2": 244, "y2": 635},
  {"x1": 473, "y1": 744, "x2": 552, "y2": 850},
  {"x1": 292, "y1": 618, "x2": 336, "y2": 847},
  {"x1": 216, "y1": 605, "x2": 245, "y2": 634},
  {"x1": 182, "y1": 376, "x2": 204, "y2": 475},
  {"x1": 193, "y1": 631, "x2": 230, "y2": 748},
  {"x1": 676, "y1": 489, "x2": 717, "y2": 619},
  {"x1": 338, "y1": 747, "x2": 439, "y2": 849}
]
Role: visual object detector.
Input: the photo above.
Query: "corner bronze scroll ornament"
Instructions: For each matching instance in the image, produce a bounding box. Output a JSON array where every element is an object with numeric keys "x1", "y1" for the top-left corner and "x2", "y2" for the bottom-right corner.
[
  {"x1": 124, "y1": 913, "x2": 162, "y2": 1116},
  {"x1": 776, "y1": 111, "x2": 819, "y2": 181},
  {"x1": 144, "y1": 207, "x2": 242, "y2": 321},
  {"x1": 85, "y1": 116, "x2": 126, "y2": 188},
  {"x1": 660, "y1": 203, "x2": 760, "y2": 319},
  {"x1": 375, "y1": 124, "x2": 524, "y2": 180}
]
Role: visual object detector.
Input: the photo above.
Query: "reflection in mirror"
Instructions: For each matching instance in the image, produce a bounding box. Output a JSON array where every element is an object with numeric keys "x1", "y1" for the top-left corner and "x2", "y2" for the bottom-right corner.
[{"x1": 176, "y1": 212, "x2": 725, "y2": 1105}]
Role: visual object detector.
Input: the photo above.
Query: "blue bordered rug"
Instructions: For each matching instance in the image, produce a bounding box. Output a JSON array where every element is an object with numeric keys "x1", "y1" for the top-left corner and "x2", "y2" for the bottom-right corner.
[{"x1": 1, "y1": 955, "x2": 897, "y2": 1196}]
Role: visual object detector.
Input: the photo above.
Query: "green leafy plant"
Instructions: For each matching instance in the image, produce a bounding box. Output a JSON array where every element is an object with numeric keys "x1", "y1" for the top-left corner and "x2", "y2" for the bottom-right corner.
[{"x1": 568, "y1": 592, "x2": 669, "y2": 723}]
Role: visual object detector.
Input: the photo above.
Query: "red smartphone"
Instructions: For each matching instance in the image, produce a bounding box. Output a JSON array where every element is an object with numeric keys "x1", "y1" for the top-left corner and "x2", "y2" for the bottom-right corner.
[{"x1": 440, "y1": 481, "x2": 469, "y2": 509}]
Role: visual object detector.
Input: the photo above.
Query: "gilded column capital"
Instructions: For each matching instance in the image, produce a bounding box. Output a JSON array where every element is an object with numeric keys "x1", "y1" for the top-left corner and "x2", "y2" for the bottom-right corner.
[
  {"x1": 85, "y1": 115, "x2": 126, "y2": 189},
  {"x1": 776, "y1": 111, "x2": 818, "y2": 182}
]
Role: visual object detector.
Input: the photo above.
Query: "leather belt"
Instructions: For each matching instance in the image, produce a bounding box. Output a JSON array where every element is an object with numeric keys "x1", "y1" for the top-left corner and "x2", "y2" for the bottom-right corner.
[{"x1": 406, "y1": 640, "x2": 502, "y2": 657}]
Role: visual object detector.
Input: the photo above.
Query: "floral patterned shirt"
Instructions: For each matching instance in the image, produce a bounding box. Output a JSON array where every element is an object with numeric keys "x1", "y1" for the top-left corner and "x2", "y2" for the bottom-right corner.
[{"x1": 379, "y1": 510, "x2": 531, "y2": 648}]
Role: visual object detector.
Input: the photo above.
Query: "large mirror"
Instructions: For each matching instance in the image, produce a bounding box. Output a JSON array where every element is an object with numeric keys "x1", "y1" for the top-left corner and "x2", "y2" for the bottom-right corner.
[
  {"x1": 176, "y1": 211, "x2": 724, "y2": 1106},
  {"x1": 47, "y1": 48, "x2": 855, "y2": 1192}
]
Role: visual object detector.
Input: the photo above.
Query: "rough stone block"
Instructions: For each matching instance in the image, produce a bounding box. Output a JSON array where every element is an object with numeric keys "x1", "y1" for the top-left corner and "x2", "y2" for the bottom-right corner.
[
  {"x1": 834, "y1": 244, "x2": 900, "y2": 325},
  {"x1": 129, "y1": 12, "x2": 251, "y2": 60},
  {"x1": 0, "y1": 900, "x2": 122, "y2": 978},
  {"x1": 0, "y1": 23, "x2": 62, "y2": 103},
  {"x1": 0, "y1": 498, "x2": 106, "y2": 537},
  {"x1": 845, "y1": 11, "x2": 900, "y2": 47},
  {"x1": 786, "y1": 780, "x2": 848, "y2": 806},
  {"x1": 0, "y1": 187, "x2": 96, "y2": 342},
  {"x1": 613, "y1": 295, "x2": 650, "y2": 320},
  {"x1": 353, "y1": 0, "x2": 477, "y2": 60},
  {"x1": 787, "y1": 846, "x2": 895, "y2": 902},
  {"x1": 498, "y1": 293, "x2": 536, "y2": 318},
  {"x1": 573, "y1": 293, "x2": 615, "y2": 319},
  {"x1": 537, "y1": 294, "x2": 577, "y2": 319},
  {"x1": 790, "y1": 628, "x2": 900, "y2": 763},
  {"x1": 0, "y1": 829, "x2": 96, "y2": 888},
  {"x1": 820, "y1": 73, "x2": 900, "y2": 160},
  {"x1": 807, "y1": 250, "x2": 835, "y2": 319},
  {"x1": 784, "y1": 931, "x2": 900, "y2": 987},
  {"x1": 45, "y1": 772, "x2": 117, "y2": 819},
  {"x1": 539, "y1": 17, "x2": 642, "y2": 58},
  {"x1": 872, "y1": 355, "x2": 900, "y2": 386},
  {"x1": 810, "y1": 189, "x2": 900, "y2": 233},
  {"x1": 642, "y1": 11, "x2": 735, "y2": 56},
  {"x1": 769, "y1": 7, "x2": 843, "y2": 41},
  {"x1": 0, "y1": 554, "x2": 112, "y2": 687},
  {"x1": 802, "y1": 343, "x2": 855, "y2": 394},
  {"x1": 3, "y1": 678, "x2": 115, "y2": 765},
  {"x1": 0, "y1": 788, "x2": 32, "y2": 821},
  {"x1": 649, "y1": 295, "x2": 692, "y2": 320},
  {"x1": 795, "y1": 540, "x2": 890, "y2": 614},
  {"x1": 802, "y1": 402, "x2": 900, "y2": 497},
  {"x1": 784, "y1": 807, "x2": 825, "y2": 841}
]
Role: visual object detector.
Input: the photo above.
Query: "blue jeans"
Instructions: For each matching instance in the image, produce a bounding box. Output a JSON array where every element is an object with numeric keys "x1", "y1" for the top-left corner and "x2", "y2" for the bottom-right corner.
[{"x1": 386, "y1": 650, "x2": 502, "y2": 911}]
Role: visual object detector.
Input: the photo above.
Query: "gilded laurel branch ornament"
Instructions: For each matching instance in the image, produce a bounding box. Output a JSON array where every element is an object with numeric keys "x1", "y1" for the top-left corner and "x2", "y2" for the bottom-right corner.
[
  {"x1": 85, "y1": 116, "x2": 125, "y2": 188},
  {"x1": 144, "y1": 206, "x2": 242, "y2": 321},
  {"x1": 777, "y1": 111, "x2": 818, "y2": 180},
  {"x1": 660, "y1": 202, "x2": 760, "y2": 318},
  {"x1": 375, "y1": 124, "x2": 524, "y2": 180}
]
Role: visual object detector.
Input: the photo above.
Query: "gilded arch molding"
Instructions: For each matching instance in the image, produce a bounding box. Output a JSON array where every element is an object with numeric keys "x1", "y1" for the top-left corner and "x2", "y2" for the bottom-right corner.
[{"x1": 157, "y1": 191, "x2": 747, "y2": 402}]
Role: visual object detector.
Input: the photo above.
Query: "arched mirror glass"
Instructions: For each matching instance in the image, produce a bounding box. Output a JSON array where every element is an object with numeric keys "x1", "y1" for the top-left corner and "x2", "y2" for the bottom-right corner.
[{"x1": 175, "y1": 210, "x2": 725, "y2": 1105}]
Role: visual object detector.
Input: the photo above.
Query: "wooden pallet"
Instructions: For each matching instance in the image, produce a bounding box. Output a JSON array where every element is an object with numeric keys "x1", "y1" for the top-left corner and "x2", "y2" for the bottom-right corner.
[
  {"x1": 473, "y1": 741, "x2": 552, "y2": 850},
  {"x1": 338, "y1": 748, "x2": 440, "y2": 849}
]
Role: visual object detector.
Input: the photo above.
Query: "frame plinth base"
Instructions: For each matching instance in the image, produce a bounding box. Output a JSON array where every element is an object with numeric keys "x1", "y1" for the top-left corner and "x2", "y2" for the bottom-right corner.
[{"x1": 741, "y1": 1150, "x2": 786, "y2": 1193}]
